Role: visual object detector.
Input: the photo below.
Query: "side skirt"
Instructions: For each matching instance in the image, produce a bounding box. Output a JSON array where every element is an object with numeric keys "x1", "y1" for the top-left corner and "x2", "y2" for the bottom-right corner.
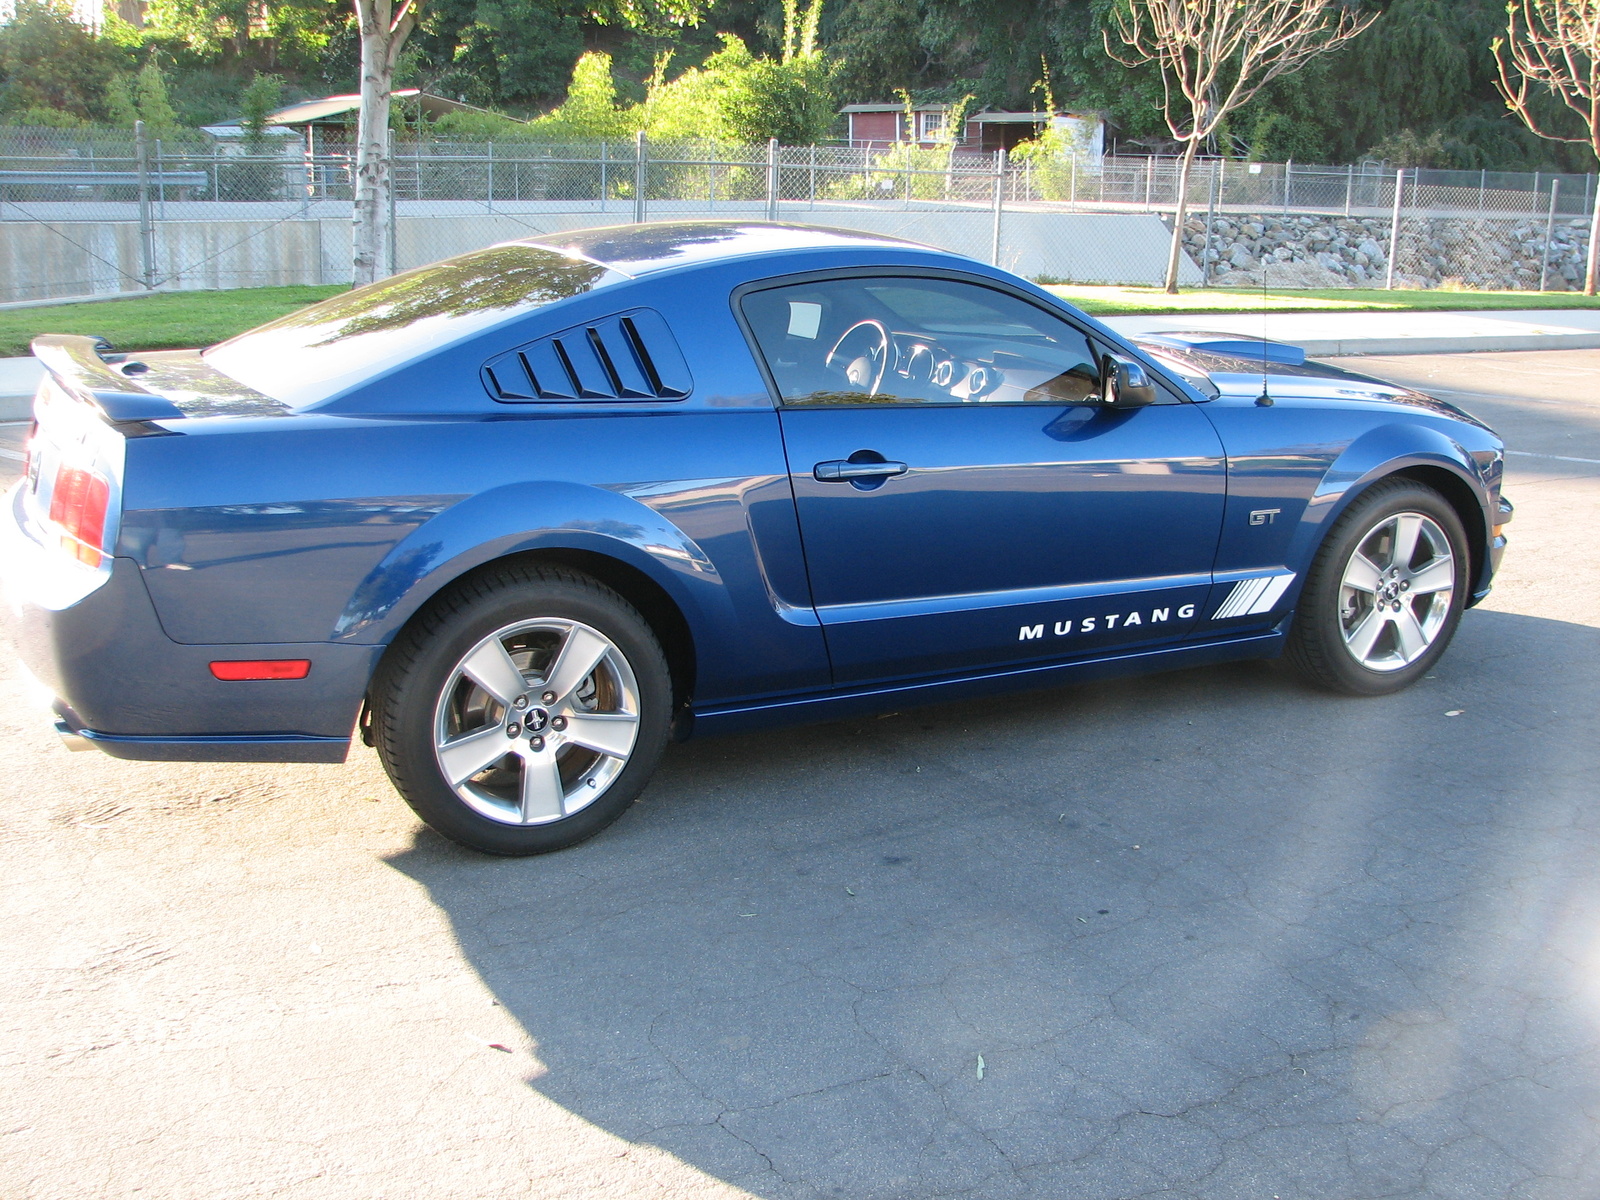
[{"x1": 689, "y1": 631, "x2": 1286, "y2": 738}]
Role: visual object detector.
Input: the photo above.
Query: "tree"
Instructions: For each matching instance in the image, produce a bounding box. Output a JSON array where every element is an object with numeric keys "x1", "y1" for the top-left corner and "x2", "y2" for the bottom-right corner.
[
  {"x1": 349, "y1": 0, "x2": 420, "y2": 285},
  {"x1": 717, "y1": 0, "x2": 835, "y2": 144},
  {"x1": 530, "y1": 51, "x2": 637, "y2": 138},
  {"x1": 0, "y1": 0, "x2": 128, "y2": 123},
  {"x1": 1494, "y1": 0, "x2": 1600, "y2": 295},
  {"x1": 133, "y1": 61, "x2": 183, "y2": 130},
  {"x1": 348, "y1": 0, "x2": 711, "y2": 286},
  {"x1": 1105, "y1": 0, "x2": 1376, "y2": 292}
]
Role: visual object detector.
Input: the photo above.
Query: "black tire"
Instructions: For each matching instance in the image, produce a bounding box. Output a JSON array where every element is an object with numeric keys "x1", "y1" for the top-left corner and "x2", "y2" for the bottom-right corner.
[
  {"x1": 1285, "y1": 478, "x2": 1472, "y2": 696},
  {"x1": 370, "y1": 563, "x2": 672, "y2": 855}
]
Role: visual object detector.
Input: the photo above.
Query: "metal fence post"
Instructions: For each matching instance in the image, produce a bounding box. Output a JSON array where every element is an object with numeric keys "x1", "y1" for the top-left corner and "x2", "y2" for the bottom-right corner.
[
  {"x1": 134, "y1": 120, "x2": 155, "y2": 291},
  {"x1": 634, "y1": 131, "x2": 647, "y2": 223},
  {"x1": 809, "y1": 144, "x2": 816, "y2": 207},
  {"x1": 767, "y1": 138, "x2": 780, "y2": 219},
  {"x1": 1386, "y1": 167, "x2": 1405, "y2": 290},
  {"x1": 486, "y1": 142, "x2": 494, "y2": 214},
  {"x1": 1479, "y1": 168, "x2": 1488, "y2": 216},
  {"x1": 1284, "y1": 159, "x2": 1292, "y2": 214},
  {"x1": 1204, "y1": 157, "x2": 1220, "y2": 287},
  {"x1": 1345, "y1": 163, "x2": 1354, "y2": 217},
  {"x1": 599, "y1": 141, "x2": 608, "y2": 212},
  {"x1": 991, "y1": 149, "x2": 1005, "y2": 266},
  {"x1": 1069, "y1": 154, "x2": 1077, "y2": 205},
  {"x1": 1144, "y1": 155, "x2": 1153, "y2": 211},
  {"x1": 1540, "y1": 178, "x2": 1562, "y2": 291},
  {"x1": 386, "y1": 127, "x2": 398, "y2": 277}
]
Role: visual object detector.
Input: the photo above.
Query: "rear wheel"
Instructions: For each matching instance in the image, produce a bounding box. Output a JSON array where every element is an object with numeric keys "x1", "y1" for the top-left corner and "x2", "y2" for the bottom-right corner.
[
  {"x1": 371, "y1": 564, "x2": 671, "y2": 855},
  {"x1": 1285, "y1": 479, "x2": 1470, "y2": 696}
]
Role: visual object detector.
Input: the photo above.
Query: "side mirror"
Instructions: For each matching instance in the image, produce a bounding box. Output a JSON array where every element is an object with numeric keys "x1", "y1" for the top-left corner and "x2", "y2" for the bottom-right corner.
[{"x1": 1101, "y1": 355, "x2": 1157, "y2": 410}]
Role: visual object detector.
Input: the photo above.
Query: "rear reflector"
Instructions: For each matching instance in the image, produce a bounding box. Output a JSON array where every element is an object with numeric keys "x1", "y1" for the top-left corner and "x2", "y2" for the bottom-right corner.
[
  {"x1": 209, "y1": 659, "x2": 312, "y2": 681},
  {"x1": 48, "y1": 465, "x2": 110, "y2": 568}
]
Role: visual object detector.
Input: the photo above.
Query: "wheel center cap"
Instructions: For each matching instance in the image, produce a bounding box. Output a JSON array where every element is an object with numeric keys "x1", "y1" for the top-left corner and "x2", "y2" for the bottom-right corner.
[{"x1": 525, "y1": 707, "x2": 550, "y2": 733}]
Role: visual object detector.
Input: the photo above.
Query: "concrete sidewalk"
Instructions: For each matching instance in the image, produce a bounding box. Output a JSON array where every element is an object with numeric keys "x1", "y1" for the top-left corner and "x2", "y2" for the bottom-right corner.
[
  {"x1": 4, "y1": 307, "x2": 1599, "y2": 420},
  {"x1": 1101, "y1": 306, "x2": 1600, "y2": 357},
  {"x1": 0, "y1": 358, "x2": 40, "y2": 421}
]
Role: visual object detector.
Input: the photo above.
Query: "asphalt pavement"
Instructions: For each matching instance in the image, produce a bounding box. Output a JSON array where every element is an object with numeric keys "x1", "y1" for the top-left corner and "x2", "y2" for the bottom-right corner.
[{"x1": 1, "y1": 350, "x2": 1598, "y2": 1200}]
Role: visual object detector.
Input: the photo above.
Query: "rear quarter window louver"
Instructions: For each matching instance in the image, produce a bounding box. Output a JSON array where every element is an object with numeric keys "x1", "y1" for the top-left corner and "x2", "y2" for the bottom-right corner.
[{"x1": 482, "y1": 309, "x2": 692, "y2": 403}]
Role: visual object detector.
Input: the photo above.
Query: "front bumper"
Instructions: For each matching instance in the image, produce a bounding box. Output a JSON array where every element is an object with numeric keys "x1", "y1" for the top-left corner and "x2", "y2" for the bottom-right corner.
[
  {"x1": 1472, "y1": 493, "x2": 1512, "y2": 606},
  {"x1": 5, "y1": 489, "x2": 380, "y2": 762}
]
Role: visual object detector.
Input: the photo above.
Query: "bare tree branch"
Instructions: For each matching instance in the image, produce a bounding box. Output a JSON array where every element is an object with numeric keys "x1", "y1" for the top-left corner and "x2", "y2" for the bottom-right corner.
[
  {"x1": 1494, "y1": 0, "x2": 1600, "y2": 293},
  {"x1": 1104, "y1": 0, "x2": 1376, "y2": 292}
]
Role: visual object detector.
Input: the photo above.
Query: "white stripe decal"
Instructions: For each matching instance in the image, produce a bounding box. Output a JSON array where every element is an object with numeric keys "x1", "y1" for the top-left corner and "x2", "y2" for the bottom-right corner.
[
  {"x1": 1212, "y1": 581, "x2": 1245, "y2": 619},
  {"x1": 1247, "y1": 573, "x2": 1296, "y2": 615},
  {"x1": 1213, "y1": 573, "x2": 1296, "y2": 620},
  {"x1": 1215, "y1": 576, "x2": 1269, "y2": 619}
]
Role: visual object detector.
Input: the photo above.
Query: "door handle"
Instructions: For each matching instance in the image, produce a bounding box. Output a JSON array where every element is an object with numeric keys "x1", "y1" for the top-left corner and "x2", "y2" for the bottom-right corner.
[{"x1": 813, "y1": 459, "x2": 909, "y2": 482}]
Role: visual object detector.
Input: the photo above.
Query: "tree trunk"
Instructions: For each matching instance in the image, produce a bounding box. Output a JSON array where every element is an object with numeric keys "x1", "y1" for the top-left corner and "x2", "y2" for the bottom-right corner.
[
  {"x1": 1587, "y1": 181, "x2": 1599, "y2": 297},
  {"x1": 351, "y1": 22, "x2": 394, "y2": 287},
  {"x1": 1163, "y1": 140, "x2": 1200, "y2": 294}
]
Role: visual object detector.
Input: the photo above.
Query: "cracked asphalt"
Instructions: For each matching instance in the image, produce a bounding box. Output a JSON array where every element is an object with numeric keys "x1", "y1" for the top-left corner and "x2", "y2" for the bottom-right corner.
[{"x1": 1, "y1": 349, "x2": 1598, "y2": 1200}]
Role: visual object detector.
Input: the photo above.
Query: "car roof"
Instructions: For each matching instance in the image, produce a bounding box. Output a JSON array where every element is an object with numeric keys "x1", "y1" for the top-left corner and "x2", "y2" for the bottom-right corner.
[{"x1": 523, "y1": 221, "x2": 959, "y2": 277}]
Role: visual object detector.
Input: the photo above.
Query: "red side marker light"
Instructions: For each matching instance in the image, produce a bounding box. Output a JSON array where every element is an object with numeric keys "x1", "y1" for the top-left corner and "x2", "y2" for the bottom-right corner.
[{"x1": 209, "y1": 659, "x2": 312, "y2": 681}]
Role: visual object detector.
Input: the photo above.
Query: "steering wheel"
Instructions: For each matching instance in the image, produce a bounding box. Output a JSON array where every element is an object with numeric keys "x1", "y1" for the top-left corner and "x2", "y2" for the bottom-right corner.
[{"x1": 823, "y1": 319, "x2": 890, "y2": 396}]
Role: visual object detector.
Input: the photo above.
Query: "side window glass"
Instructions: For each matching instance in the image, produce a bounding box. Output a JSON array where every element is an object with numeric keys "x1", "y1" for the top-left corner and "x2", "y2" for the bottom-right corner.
[{"x1": 740, "y1": 277, "x2": 1102, "y2": 407}]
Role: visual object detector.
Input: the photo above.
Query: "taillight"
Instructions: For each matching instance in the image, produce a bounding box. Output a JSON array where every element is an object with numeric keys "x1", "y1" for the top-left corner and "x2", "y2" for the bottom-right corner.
[{"x1": 48, "y1": 465, "x2": 111, "y2": 567}]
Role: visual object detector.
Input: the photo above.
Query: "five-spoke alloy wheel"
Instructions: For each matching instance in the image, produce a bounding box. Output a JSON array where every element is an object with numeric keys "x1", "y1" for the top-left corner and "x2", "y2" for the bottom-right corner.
[
  {"x1": 371, "y1": 565, "x2": 671, "y2": 855},
  {"x1": 1335, "y1": 511, "x2": 1456, "y2": 672},
  {"x1": 435, "y1": 618, "x2": 641, "y2": 826},
  {"x1": 1287, "y1": 479, "x2": 1471, "y2": 695}
]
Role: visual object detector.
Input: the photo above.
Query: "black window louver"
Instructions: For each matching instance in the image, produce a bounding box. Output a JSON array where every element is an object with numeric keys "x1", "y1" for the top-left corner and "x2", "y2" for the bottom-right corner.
[{"x1": 482, "y1": 309, "x2": 691, "y2": 403}]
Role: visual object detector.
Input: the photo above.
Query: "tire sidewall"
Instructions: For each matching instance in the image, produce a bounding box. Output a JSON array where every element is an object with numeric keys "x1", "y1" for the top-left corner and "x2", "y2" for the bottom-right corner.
[
  {"x1": 1296, "y1": 482, "x2": 1471, "y2": 696},
  {"x1": 377, "y1": 572, "x2": 671, "y2": 855}
]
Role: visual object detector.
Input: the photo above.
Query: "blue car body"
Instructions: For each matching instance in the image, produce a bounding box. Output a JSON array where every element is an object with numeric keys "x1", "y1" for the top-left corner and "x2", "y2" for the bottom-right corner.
[{"x1": 5, "y1": 222, "x2": 1508, "y2": 764}]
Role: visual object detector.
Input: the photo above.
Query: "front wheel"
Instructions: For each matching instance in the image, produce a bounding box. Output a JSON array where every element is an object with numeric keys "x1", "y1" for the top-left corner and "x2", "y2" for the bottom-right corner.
[
  {"x1": 370, "y1": 564, "x2": 672, "y2": 855},
  {"x1": 1285, "y1": 479, "x2": 1471, "y2": 696}
]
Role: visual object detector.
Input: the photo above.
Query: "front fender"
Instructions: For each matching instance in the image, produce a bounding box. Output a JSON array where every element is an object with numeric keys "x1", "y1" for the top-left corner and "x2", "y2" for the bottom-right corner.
[
  {"x1": 1288, "y1": 421, "x2": 1493, "y2": 574},
  {"x1": 330, "y1": 481, "x2": 730, "y2": 645}
]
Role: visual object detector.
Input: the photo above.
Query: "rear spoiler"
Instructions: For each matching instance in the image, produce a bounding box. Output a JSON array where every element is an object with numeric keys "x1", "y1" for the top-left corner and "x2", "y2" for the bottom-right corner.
[{"x1": 31, "y1": 334, "x2": 185, "y2": 424}]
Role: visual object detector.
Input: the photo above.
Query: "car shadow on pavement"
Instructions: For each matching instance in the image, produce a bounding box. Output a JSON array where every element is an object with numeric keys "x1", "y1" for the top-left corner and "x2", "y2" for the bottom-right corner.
[{"x1": 387, "y1": 607, "x2": 1600, "y2": 1200}]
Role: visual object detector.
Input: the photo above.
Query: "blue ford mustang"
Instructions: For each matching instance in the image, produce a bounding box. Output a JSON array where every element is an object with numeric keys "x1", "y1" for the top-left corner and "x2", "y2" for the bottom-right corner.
[{"x1": 6, "y1": 222, "x2": 1511, "y2": 854}]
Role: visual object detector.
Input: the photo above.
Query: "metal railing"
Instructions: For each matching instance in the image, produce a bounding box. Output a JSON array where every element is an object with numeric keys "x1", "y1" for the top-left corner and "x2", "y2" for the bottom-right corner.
[{"x1": 0, "y1": 124, "x2": 1593, "y2": 301}]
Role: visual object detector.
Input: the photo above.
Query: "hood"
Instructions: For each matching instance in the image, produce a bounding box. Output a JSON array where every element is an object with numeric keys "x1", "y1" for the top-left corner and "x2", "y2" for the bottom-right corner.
[{"x1": 1131, "y1": 333, "x2": 1493, "y2": 431}]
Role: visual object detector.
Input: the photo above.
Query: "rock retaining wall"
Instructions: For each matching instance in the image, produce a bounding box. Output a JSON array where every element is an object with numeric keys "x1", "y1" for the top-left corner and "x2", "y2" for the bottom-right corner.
[{"x1": 1181, "y1": 212, "x2": 1593, "y2": 290}]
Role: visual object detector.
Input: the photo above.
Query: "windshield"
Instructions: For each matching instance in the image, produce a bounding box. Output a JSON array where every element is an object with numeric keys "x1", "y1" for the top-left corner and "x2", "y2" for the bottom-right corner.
[{"x1": 204, "y1": 243, "x2": 621, "y2": 407}]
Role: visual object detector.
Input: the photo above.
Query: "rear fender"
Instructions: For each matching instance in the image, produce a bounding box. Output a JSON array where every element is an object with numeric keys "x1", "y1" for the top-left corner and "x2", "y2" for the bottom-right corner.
[
  {"x1": 331, "y1": 481, "x2": 728, "y2": 644},
  {"x1": 1290, "y1": 422, "x2": 1492, "y2": 577}
]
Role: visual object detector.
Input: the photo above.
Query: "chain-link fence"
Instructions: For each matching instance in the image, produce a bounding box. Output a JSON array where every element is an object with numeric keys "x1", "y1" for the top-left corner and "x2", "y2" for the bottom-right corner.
[{"x1": 1, "y1": 125, "x2": 1594, "y2": 302}]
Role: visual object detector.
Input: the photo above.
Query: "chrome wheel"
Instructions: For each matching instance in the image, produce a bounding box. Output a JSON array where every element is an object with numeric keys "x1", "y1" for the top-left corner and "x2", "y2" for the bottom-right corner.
[
  {"x1": 1338, "y1": 511, "x2": 1456, "y2": 673},
  {"x1": 432, "y1": 618, "x2": 640, "y2": 826}
]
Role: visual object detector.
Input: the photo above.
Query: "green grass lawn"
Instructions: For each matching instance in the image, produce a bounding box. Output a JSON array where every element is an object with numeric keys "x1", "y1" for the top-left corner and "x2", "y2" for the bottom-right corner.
[
  {"x1": 0, "y1": 285, "x2": 348, "y2": 358},
  {"x1": 3, "y1": 281, "x2": 1598, "y2": 359},
  {"x1": 1046, "y1": 284, "x2": 1600, "y2": 316}
]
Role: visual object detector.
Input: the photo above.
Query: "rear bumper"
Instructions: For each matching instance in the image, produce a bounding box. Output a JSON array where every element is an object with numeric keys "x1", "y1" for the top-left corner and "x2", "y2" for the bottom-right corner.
[{"x1": 5, "y1": 495, "x2": 379, "y2": 762}]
